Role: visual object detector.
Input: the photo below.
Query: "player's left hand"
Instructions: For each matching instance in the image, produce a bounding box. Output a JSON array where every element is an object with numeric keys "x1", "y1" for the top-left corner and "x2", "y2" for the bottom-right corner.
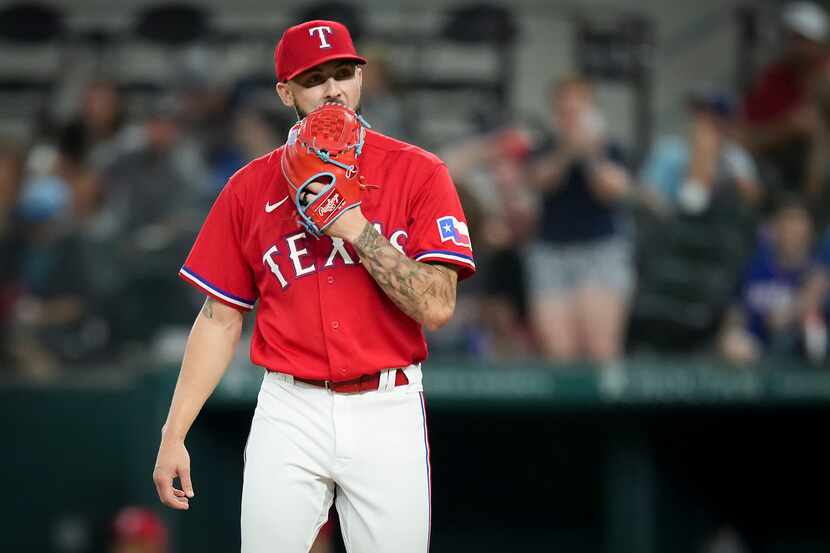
[
  {"x1": 282, "y1": 102, "x2": 370, "y2": 240},
  {"x1": 302, "y1": 181, "x2": 368, "y2": 243}
]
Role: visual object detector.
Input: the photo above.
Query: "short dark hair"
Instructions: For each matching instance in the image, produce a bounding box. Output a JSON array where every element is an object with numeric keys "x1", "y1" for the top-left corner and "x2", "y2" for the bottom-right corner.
[
  {"x1": 770, "y1": 192, "x2": 810, "y2": 219},
  {"x1": 550, "y1": 74, "x2": 593, "y2": 99}
]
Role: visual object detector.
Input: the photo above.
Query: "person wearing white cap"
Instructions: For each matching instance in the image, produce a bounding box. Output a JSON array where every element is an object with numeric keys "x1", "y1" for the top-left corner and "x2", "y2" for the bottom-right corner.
[
  {"x1": 783, "y1": 1, "x2": 829, "y2": 43},
  {"x1": 740, "y1": 2, "x2": 830, "y2": 196}
]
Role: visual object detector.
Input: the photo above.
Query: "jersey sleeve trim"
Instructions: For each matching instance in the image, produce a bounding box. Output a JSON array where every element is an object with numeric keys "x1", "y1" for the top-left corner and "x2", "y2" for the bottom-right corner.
[
  {"x1": 179, "y1": 266, "x2": 256, "y2": 310},
  {"x1": 414, "y1": 250, "x2": 476, "y2": 270}
]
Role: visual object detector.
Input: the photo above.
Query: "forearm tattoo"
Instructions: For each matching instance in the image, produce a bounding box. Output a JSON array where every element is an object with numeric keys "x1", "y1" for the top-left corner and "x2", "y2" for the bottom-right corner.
[{"x1": 353, "y1": 223, "x2": 457, "y2": 324}]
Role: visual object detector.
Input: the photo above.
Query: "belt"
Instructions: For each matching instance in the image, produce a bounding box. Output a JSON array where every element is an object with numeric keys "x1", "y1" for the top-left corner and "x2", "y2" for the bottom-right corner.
[{"x1": 294, "y1": 368, "x2": 409, "y2": 393}]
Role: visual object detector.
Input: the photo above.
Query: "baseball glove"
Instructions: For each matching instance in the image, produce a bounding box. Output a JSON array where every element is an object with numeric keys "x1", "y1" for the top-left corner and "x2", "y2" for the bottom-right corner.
[{"x1": 281, "y1": 102, "x2": 372, "y2": 238}]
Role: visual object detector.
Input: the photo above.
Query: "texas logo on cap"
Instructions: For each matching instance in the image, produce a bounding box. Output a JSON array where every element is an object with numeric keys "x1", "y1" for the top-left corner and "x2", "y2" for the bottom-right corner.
[{"x1": 275, "y1": 20, "x2": 367, "y2": 82}]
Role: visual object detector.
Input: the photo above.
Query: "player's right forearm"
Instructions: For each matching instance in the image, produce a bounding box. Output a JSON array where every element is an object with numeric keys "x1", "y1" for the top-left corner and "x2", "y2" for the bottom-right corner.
[{"x1": 161, "y1": 298, "x2": 243, "y2": 442}]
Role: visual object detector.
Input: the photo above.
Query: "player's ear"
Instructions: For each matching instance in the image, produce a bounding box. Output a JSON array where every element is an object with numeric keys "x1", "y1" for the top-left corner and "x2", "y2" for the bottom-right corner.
[{"x1": 275, "y1": 82, "x2": 294, "y2": 108}]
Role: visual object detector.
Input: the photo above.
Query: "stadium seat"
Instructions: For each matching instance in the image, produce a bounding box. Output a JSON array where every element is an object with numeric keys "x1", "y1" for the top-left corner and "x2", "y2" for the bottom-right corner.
[
  {"x1": 628, "y1": 202, "x2": 756, "y2": 352},
  {"x1": 297, "y1": 2, "x2": 366, "y2": 42},
  {"x1": 0, "y1": 2, "x2": 66, "y2": 133},
  {"x1": 0, "y1": 2, "x2": 64, "y2": 43},
  {"x1": 134, "y1": 3, "x2": 211, "y2": 45}
]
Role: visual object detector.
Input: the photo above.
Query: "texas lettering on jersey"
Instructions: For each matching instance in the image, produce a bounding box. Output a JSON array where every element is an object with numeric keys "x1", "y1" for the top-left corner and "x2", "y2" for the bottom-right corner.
[
  {"x1": 179, "y1": 129, "x2": 475, "y2": 382},
  {"x1": 260, "y1": 225, "x2": 409, "y2": 289}
]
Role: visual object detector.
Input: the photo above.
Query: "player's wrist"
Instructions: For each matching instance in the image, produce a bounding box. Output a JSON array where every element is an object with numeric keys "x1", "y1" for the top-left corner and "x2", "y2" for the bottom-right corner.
[
  {"x1": 343, "y1": 214, "x2": 370, "y2": 244},
  {"x1": 160, "y1": 424, "x2": 187, "y2": 443}
]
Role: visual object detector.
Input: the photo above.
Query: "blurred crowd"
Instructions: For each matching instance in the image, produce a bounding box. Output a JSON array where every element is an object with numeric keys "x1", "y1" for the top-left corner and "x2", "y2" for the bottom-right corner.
[
  {"x1": 0, "y1": 71, "x2": 296, "y2": 378},
  {"x1": 440, "y1": 0, "x2": 830, "y2": 370},
  {"x1": 5, "y1": 1, "x2": 830, "y2": 380}
]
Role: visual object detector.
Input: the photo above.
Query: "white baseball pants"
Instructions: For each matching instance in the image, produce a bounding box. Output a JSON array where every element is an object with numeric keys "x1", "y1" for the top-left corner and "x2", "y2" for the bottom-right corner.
[{"x1": 240, "y1": 365, "x2": 431, "y2": 553}]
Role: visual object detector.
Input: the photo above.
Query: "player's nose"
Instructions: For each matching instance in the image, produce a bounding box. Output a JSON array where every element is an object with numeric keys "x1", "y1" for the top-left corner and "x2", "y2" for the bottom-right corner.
[{"x1": 321, "y1": 77, "x2": 344, "y2": 102}]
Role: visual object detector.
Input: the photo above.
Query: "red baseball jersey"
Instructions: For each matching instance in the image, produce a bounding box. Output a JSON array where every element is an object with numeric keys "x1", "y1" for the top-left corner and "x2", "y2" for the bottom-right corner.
[{"x1": 179, "y1": 130, "x2": 476, "y2": 381}]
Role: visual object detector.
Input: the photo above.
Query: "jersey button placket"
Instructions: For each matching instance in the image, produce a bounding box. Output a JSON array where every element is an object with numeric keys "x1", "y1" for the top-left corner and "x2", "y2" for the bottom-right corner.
[{"x1": 317, "y1": 256, "x2": 347, "y2": 380}]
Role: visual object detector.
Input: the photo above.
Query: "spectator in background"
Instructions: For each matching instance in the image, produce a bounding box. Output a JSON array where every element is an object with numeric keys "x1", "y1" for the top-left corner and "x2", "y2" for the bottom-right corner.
[
  {"x1": 231, "y1": 107, "x2": 282, "y2": 161},
  {"x1": 95, "y1": 96, "x2": 212, "y2": 344},
  {"x1": 797, "y1": 220, "x2": 830, "y2": 365},
  {"x1": 309, "y1": 513, "x2": 335, "y2": 553},
  {"x1": 443, "y1": 127, "x2": 536, "y2": 358},
  {"x1": 525, "y1": 75, "x2": 633, "y2": 363},
  {"x1": 110, "y1": 507, "x2": 168, "y2": 553},
  {"x1": 740, "y1": 1, "x2": 830, "y2": 199},
  {"x1": 0, "y1": 141, "x2": 25, "y2": 370},
  {"x1": 719, "y1": 198, "x2": 815, "y2": 365},
  {"x1": 174, "y1": 62, "x2": 238, "y2": 190},
  {"x1": 639, "y1": 89, "x2": 761, "y2": 216},
  {"x1": 209, "y1": 105, "x2": 286, "y2": 192},
  {"x1": 8, "y1": 128, "x2": 110, "y2": 378},
  {"x1": 56, "y1": 121, "x2": 105, "y2": 222},
  {"x1": 359, "y1": 47, "x2": 407, "y2": 140},
  {"x1": 11, "y1": 174, "x2": 82, "y2": 377},
  {"x1": 103, "y1": 95, "x2": 211, "y2": 235},
  {"x1": 64, "y1": 79, "x2": 128, "y2": 171},
  {"x1": 800, "y1": 74, "x2": 830, "y2": 228}
]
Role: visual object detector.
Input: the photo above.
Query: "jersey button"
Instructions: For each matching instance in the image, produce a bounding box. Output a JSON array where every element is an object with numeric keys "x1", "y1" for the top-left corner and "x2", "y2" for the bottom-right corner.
[
  {"x1": 327, "y1": 276, "x2": 335, "y2": 284},
  {"x1": 331, "y1": 321, "x2": 340, "y2": 329}
]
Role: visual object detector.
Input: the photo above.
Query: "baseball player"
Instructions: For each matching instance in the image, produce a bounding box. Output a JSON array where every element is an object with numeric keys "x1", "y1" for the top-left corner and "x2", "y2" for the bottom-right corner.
[{"x1": 152, "y1": 19, "x2": 476, "y2": 553}]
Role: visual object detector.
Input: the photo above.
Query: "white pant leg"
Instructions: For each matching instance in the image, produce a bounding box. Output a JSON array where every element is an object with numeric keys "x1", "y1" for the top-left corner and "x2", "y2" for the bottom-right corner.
[
  {"x1": 241, "y1": 374, "x2": 336, "y2": 553},
  {"x1": 333, "y1": 382, "x2": 431, "y2": 553}
]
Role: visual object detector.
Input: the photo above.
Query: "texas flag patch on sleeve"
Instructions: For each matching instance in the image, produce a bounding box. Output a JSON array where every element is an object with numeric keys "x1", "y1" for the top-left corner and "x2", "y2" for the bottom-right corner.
[{"x1": 437, "y1": 216, "x2": 471, "y2": 247}]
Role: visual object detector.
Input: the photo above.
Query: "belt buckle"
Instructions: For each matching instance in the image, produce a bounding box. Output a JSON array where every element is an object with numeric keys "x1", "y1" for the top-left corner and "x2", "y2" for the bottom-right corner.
[{"x1": 324, "y1": 380, "x2": 331, "y2": 391}]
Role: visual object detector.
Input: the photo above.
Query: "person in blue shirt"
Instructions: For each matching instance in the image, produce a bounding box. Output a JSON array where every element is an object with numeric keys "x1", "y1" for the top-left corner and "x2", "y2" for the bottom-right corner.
[
  {"x1": 639, "y1": 89, "x2": 762, "y2": 216},
  {"x1": 719, "y1": 198, "x2": 815, "y2": 364},
  {"x1": 797, "y1": 216, "x2": 830, "y2": 364}
]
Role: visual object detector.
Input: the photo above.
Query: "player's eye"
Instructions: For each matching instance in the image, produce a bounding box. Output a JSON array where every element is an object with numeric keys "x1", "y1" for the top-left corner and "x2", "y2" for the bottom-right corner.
[
  {"x1": 334, "y1": 67, "x2": 355, "y2": 80},
  {"x1": 302, "y1": 74, "x2": 324, "y2": 87}
]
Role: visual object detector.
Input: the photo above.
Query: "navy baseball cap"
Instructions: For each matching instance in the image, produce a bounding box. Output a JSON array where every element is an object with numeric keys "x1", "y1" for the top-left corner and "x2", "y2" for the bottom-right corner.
[{"x1": 687, "y1": 89, "x2": 736, "y2": 118}]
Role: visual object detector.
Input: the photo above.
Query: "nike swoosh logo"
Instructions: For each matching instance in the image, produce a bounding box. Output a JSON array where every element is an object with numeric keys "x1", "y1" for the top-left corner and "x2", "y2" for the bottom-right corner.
[{"x1": 265, "y1": 196, "x2": 289, "y2": 213}]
